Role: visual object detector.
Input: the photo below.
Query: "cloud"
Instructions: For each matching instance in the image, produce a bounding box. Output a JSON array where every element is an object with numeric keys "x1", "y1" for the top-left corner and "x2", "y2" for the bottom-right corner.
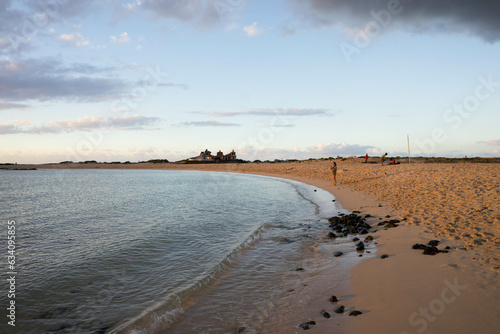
[
  {"x1": 288, "y1": 0, "x2": 500, "y2": 42},
  {"x1": 0, "y1": 101, "x2": 29, "y2": 110},
  {"x1": 157, "y1": 82, "x2": 189, "y2": 90},
  {"x1": 0, "y1": 115, "x2": 161, "y2": 135},
  {"x1": 308, "y1": 142, "x2": 380, "y2": 156},
  {"x1": 142, "y1": 0, "x2": 215, "y2": 26},
  {"x1": 243, "y1": 22, "x2": 261, "y2": 37},
  {"x1": 110, "y1": 32, "x2": 130, "y2": 43},
  {"x1": 0, "y1": 58, "x2": 127, "y2": 103},
  {"x1": 59, "y1": 33, "x2": 90, "y2": 47},
  {"x1": 477, "y1": 139, "x2": 500, "y2": 146},
  {"x1": 0, "y1": 0, "x2": 102, "y2": 54},
  {"x1": 237, "y1": 142, "x2": 380, "y2": 160},
  {"x1": 175, "y1": 120, "x2": 240, "y2": 127},
  {"x1": 0, "y1": 37, "x2": 9, "y2": 49},
  {"x1": 199, "y1": 108, "x2": 332, "y2": 117},
  {"x1": 124, "y1": 0, "x2": 142, "y2": 11},
  {"x1": 226, "y1": 22, "x2": 239, "y2": 31},
  {"x1": 141, "y1": 0, "x2": 244, "y2": 27}
]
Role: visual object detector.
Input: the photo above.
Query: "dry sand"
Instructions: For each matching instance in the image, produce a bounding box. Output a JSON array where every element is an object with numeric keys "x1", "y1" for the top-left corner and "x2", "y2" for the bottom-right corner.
[{"x1": 5, "y1": 160, "x2": 499, "y2": 333}]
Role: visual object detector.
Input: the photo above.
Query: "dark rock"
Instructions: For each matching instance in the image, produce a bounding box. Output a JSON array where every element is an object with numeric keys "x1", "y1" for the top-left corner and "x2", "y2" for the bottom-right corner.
[
  {"x1": 349, "y1": 310, "x2": 363, "y2": 317},
  {"x1": 321, "y1": 310, "x2": 331, "y2": 318},
  {"x1": 353, "y1": 237, "x2": 360, "y2": 242},
  {"x1": 412, "y1": 243, "x2": 426, "y2": 250},
  {"x1": 334, "y1": 251, "x2": 344, "y2": 257},
  {"x1": 428, "y1": 240, "x2": 440, "y2": 247},
  {"x1": 365, "y1": 235, "x2": 374, "y2": 241},
  {"x1": 236, "y1": 326, "x2": 246, "y2": 333},
  {"x1": 365, "y1": 214, "x2": 372, "y2": 218},
  {"x1": 356, "y1": 243, "x2": 365, "y2": 251},
  {"x1": 299, "y1": 321, "x2": 316, "y2": 330},
  {"x1": 332, "y1": 199, "x2": 336, "y2": 202},
  {"x1": 329, "y1": 295, "x2": 338, "y2": 303},
  {"x1": 360, "y1": 228, "x2": 369, "y2": 235},
  {"x1": 296, "y1": 268, "x2": 305, "y2": 271},
  {"x1": 327, "y1": 232, "x2": 337, "y2": 239},
  {"x1": 334, "y1": 306, "x2": 345, "y2": 313},
  {"x1": 366, "y1": 251, "x2": 371, "y2": 253},
  {"x1": 314, "y1": 189, "x2": 317, "y2": 192},
  {"x1": 380, "y1": 254, "x2": 389, "y2": 259},
  {"x1": 377, "y1": 222, "x2": 385, "y2": 226},
  {"x1": 385, "y1": 221, "x2": 399, "y2": 229},
  {"x1": 378, "y1": 204, "x2": 382, "y2": 207},
  {"x1": 385, "y1": 215, "x2": 391, "y2": 218},
  {"x1": 423, "y1": 246, "x2": 439, "y2": 255},
  {"x1": 445, "y1": 246, "x2": 451, "y2": 250}
]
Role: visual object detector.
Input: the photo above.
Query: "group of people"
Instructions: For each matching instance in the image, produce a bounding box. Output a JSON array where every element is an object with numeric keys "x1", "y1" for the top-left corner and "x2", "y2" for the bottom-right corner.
[{"x1": 329, "y1": 152, "x2": 397, "y2": 186}]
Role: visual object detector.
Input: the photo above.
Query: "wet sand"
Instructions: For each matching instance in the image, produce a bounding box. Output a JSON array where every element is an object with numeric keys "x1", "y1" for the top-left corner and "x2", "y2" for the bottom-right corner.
[{"x1": 7, "y1": 159, "x2": 500, "y2": 333}]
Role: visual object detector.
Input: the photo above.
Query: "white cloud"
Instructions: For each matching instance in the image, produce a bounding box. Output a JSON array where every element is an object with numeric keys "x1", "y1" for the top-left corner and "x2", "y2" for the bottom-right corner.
[
  {"x1": 124, "y1": 0, "x2": 142, "y2": 10},
  {"x1": 243, "y1": 22, "x2": 261, "y2": 37},
  {"x1": 236, "y1": 142, "x2": 380, "y2": 160},
  {"x1": 59, "y1": 33, "x2": 89, "y2": 47},
  {"x1": 226, "y1": 22, "x2": 239, "y2": 31},
  {"x1": 477, "y1": 139, "x2": 500, "y2": 146},
  {"x1": 110, "y1": 32, "x2": 130, "y2": 43}
]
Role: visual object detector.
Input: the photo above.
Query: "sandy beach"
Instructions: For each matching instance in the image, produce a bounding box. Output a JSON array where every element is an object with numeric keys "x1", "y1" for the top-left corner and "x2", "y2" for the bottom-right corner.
[{"x1": 5, "y1": 159, "x2": 499, "y2": 333}]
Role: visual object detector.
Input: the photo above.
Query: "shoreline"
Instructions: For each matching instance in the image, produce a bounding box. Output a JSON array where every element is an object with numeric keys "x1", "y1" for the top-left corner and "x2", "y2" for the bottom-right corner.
[{"x1": 5, "y1": 161, "x2": 499, "y2": 333}]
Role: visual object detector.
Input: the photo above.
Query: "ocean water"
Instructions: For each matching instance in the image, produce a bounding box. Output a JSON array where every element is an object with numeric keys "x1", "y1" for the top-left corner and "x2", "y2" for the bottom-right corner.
[{"x1": 0, "y1": 169, "x2": 348, "y2": 334}]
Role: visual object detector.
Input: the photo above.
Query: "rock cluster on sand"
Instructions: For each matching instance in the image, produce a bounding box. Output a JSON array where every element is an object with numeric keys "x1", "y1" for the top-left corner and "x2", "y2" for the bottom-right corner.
[
  {"x1": 412, "y1": 240, "x2": 451, "y2": 255},
  {"x1": 328, "y1": 213, "x2": 372, "y2": 236}
]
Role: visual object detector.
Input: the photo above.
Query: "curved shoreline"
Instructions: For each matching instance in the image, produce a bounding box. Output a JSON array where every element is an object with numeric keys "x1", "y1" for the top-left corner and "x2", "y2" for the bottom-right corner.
[{"x1": 7, "y1": 161, "x2": 499, "y2": 333}]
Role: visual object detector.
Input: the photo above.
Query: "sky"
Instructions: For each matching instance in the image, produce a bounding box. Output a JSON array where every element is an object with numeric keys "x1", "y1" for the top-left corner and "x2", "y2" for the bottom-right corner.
[{"x1": 1, "y1": 0, "x2": 499, "y2": 163}]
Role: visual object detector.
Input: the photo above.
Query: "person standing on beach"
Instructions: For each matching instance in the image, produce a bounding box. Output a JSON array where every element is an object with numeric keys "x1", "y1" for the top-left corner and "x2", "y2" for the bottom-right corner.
[
  {"x1": 364, "y1": 153, "x2": 368, "y2": 163},
  {"x1": 381, "y1": 153, "x2": 387, "y2": 165},
  {"x1": 330, "y1": 162, "x2": 337, "y2": 186}
]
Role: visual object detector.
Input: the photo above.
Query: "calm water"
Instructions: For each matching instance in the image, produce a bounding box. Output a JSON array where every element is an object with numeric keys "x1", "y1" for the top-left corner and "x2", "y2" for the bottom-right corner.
[{"x1": 0, "y1": 169, "x2": 346, "y2": 333}]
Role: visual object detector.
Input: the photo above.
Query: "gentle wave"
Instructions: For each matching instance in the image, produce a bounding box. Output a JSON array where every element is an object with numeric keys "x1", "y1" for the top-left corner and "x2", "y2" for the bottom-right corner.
[{"x1": 112, "y1": 220, "x2": 269, "y2": 333}]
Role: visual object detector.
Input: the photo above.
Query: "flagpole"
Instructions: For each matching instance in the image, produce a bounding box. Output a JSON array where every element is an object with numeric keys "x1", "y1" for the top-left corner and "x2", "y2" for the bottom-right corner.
[{"x1": 407, "y1": 133, "x2": 411, "y2": 164}]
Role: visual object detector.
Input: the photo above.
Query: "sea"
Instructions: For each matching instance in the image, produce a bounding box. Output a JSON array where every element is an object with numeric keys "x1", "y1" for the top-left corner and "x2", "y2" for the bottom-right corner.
[{"x1": 0, "y1": 169, "x2": 355, "y2": 334}]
